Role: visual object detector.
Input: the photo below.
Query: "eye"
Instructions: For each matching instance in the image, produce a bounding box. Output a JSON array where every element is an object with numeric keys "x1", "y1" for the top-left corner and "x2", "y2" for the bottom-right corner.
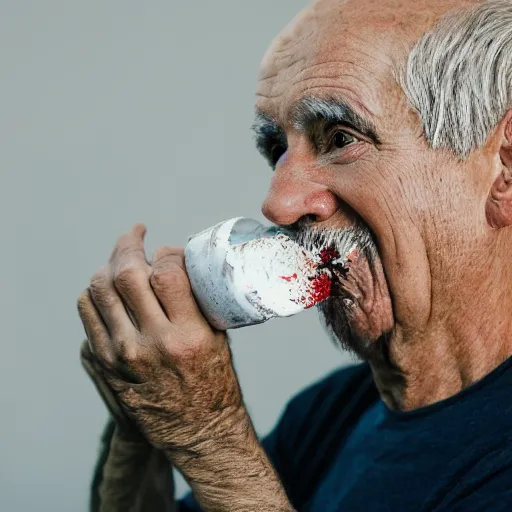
[
  {"x1": 330, "y1": 130, "x2": 356, "y2": 150},
  {"x1": 270, "y1": 143, "x2": 287, "y2": 166}
]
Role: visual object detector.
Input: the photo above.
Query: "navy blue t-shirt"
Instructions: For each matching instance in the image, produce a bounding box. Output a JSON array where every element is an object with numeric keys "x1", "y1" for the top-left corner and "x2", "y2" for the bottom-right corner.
[{"x1": 179, "y1": 357, "x2": 512, "y2": 511}]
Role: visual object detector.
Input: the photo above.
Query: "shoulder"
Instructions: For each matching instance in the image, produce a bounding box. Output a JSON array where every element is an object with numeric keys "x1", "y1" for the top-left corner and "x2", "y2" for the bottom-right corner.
[
  {"x1": 281, "y1": 362, "x2": 375, "y2": 432},
  {"x1": 264, "y1": 361, "x2": 376, "y2": 452},
  {"x1": 266, "y1": 363, "x2": 375, "y2": 458},
  {"x1": 262, "y1": 362, "x2": 377, "y2": 508},
  {"x1": 291, "y1": 362, "x2": 373, "y2": 405},
  {"x1": 433, "y1": 456, "x2": 512, "y2": 512}
]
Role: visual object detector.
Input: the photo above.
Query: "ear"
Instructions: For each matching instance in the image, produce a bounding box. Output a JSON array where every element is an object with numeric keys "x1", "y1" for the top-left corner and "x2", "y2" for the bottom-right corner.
[{"x1": 486, "y1": 110, "x2": 512, "y2": 229}]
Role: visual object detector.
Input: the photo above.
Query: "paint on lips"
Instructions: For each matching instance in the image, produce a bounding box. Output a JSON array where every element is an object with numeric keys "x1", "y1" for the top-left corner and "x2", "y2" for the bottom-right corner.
[
  {"x1": 320, "y1": 247, "x2": 340, "y2": 265},
  {"x1": 288, "y1": 245, "x2": 351, "y2": 309}
]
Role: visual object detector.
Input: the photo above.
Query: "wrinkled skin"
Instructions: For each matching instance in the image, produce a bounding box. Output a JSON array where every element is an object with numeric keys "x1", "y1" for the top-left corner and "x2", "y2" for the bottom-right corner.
[
  {"x1": 82, "y1": 346, "x2": 175, "y2": 511},
  {"x1": 79, "y1": 0, "x2": 512, "y2": 510}
]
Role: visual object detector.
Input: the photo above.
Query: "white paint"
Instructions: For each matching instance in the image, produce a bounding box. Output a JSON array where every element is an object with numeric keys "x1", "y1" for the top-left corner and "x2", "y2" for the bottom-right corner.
[
  {"x1": 185, "y1": 217, "x2": 355, "y2": 330},
  {"x1": 228, "y1": 232, "x2": 320, "y2": 316}
]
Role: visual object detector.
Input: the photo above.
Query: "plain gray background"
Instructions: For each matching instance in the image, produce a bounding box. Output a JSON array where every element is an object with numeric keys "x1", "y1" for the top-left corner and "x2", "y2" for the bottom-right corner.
[{"x1": 1, "y1": 1, "x2": 354, "y2": 510}]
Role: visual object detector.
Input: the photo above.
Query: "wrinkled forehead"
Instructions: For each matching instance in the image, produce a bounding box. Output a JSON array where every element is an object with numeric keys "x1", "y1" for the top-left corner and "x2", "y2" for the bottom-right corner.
[
  {"x1": 256, "y1": 1, "x2": 406, "y2": 127},
  {"x1": 256, "y1": 0, "x2": 469, "y2": 128}
]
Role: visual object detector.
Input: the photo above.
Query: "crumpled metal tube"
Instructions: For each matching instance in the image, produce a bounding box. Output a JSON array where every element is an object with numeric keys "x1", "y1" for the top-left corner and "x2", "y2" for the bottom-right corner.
[{"x1": 185, "y1": 217, "x2": 353, "y2": 331}]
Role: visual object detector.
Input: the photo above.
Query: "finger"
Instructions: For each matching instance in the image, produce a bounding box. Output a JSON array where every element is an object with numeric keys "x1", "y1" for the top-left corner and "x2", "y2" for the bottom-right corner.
[
  {"x1": 150, "y1": 246, "x2": 206, "y2": 325},
  {"x1": 109, "y1": 224, "x2": 148, "y2": 266},
  {"x1": 89, "y1": 266, "x2": 138, "y2": 343},
  {"x1": 77, "y1": 289, "x2": 115, "y2": 366},
  {"x1": 110, "y1": 225, "x2": 167, "y2": 330},
  {"x1": 151, "y1": 245, "x2": 184, "y2": 264},
  {"x1": 80, "y1": 341, "x2": 134, "y2": 431}
]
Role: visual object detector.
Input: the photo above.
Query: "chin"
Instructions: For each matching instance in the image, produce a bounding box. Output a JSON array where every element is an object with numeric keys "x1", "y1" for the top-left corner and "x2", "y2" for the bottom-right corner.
[
  {"x1": 317, "y1": 297, "x2": 392, "y2": 362},
  {"x1": 316, "y1": 230, "x2": 395, "y2": 362},
  {"x1": 290, "y1": 215, "x2": 396, "y2": 361}
]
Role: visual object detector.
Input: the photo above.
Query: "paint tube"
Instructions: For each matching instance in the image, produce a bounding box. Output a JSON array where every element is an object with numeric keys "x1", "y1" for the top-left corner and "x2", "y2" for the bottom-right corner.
[{"x1": 184, "y1": 217, "x2": 354, "y2": 330}]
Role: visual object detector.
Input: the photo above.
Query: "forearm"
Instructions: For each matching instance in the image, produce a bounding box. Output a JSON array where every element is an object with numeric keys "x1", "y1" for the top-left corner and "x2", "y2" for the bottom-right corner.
[
  {"x1": 177, "y1": 448, "x2": 294, "y2": 512},
  {"x1": 92, "y1": 419, "x2": 176, "y2": 512},
  {"x1": 93, "y1": 419, "x2": 293, "y2": 512},
  {"x1": 165, "y1": 414, "x2": 294, "y2": 512}
]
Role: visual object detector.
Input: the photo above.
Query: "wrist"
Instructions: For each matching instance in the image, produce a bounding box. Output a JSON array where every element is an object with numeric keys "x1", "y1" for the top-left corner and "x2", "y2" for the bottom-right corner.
[{"x1": 166, "y1": 419, "x2": 293, "y2": 511}]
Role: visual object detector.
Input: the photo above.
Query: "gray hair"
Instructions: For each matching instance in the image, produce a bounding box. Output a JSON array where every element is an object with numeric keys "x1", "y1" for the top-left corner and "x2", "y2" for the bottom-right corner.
[{"x1": 401, "y1": 0, "x2": 512, "y2": 159}]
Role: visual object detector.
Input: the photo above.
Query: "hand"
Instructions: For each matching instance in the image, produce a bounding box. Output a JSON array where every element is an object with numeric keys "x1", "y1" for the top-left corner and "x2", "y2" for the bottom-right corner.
[
  {"x1": 78, "y1": 225, "x2": 294, "y2": 511},
  {"x1": 80, "y1": 340, "x2": 139, "y2": 437},
  {"x1": 78, "y1": 224, "x2": 246, "y2": 456},
  {"x1": 81, "y1": 342, "x2": 176, "y2": 512}
]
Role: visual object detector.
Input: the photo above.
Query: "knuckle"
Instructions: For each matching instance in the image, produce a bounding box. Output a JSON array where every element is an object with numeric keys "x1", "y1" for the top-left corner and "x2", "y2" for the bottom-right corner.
[
  {"x1": 87, "y1": 341, "x2": 116, "y2": 371},
  {"x1": 116, "y1": 347, "x2": 151, "y2": 380},
  {"x1": 151, "y1": 265, "x2": 189, "y2": 293},
  {"x1": 77, "y1": 290, "x2": 92, "y2": 315},
  {"x1": 87, "y1": 341, "x2": 117, "y2": 371},
  {"x1": 116, "y1": 338, "x2": 145, "y2": 367},
  {"x1": 89, "y1": 267, "x2": 110, "y2": 290},
  {"x1": 153, "y1": 245, "x2": 184, "y2": 262},
  {"x1": 161, "y1": 328, "x2": 211, "y2": 361},
  {"x1": 152, "y1": 245, "x2": 175, "y2": 262},
  {"x1": 88, "y1": 267, "x2": 113, "y2": 301},
  {"x1": 152, "y1": 247, "x2": 185, "y2": 270},
  {"x1": 99, "y1": 351, "x2": 118, "y2": 372},
  {"x1": 114, "y1": 265, "x2": 148, "y2": 292},
  {"x1": 118, "y1": 347, "x2": 140, "y2": 368},
  {"x1": 88, "y1": 283, "x2": 115, "y2": 309}
]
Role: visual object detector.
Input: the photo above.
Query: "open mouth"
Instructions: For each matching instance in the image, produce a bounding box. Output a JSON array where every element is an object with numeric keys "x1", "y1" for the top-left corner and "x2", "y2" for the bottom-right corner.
[{"x1": 290, "y1": 221, "x2": 395, "y2": 359}]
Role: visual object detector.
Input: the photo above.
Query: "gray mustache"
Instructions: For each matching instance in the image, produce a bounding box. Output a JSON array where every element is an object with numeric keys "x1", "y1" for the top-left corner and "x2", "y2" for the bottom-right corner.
[{"x1": 285, "y1": 218, "x2": 378, "y2": 262}]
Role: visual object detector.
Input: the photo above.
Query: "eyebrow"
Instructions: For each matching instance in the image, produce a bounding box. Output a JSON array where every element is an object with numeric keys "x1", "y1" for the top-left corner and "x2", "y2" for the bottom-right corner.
[
  {"x1": 251, "y1": 111, "x2": 282, "y2": 142},
  {"x1": 292, "y1": 96, "x2": 380, "y2": 144},
  {"x1": 252, "y1": 96, "x2": 380, "y2": 145},
  {"x1": 251, "y1": 112, "x2": 287, "y2": 164}
]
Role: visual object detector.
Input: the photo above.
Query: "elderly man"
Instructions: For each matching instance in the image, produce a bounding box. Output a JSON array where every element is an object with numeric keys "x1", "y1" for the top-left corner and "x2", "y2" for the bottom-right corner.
[{"x1": 78, "y1": 0, "x2": 512, "y2": 510}]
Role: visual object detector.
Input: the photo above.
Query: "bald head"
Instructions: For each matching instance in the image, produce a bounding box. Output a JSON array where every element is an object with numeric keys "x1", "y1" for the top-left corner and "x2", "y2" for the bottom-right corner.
[{"x1": 262, "y1": 0, "x2": 480, "y2": 64}]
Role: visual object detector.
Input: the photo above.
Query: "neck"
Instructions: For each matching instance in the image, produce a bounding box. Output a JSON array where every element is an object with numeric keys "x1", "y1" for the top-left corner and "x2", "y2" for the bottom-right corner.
[{"x1": 369, "y1": 270, "x2": 512, "y2": 411}]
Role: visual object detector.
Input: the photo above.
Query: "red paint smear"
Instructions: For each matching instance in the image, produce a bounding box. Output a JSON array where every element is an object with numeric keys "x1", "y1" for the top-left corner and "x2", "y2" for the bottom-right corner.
[
  {"x1": 305, "y1": 273, "x2": 332, "y2": 309},
  {"x1": 280, "y1": 273, "x2": 298, "y2": 282},
  {"x1": 320, "y1": 247, "x2": 340, "y2": 264}
]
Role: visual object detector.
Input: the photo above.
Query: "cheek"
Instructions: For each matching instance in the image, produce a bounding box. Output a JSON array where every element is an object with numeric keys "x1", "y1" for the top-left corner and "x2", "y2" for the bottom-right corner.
[{"x1": 324, "y1": 155, "x2": 417, "y2": 234}]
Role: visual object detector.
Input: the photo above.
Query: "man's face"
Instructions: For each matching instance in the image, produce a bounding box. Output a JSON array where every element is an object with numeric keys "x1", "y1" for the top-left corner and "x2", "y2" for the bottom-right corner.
[{"x1": 254, "y1": 0, "x2": 496, "y2": 360}]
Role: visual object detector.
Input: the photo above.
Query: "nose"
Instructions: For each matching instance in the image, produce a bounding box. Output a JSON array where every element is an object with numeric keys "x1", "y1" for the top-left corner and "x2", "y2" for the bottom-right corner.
[{"x1": 261, "y1": 164, "x2": 339, "y2": 226}]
